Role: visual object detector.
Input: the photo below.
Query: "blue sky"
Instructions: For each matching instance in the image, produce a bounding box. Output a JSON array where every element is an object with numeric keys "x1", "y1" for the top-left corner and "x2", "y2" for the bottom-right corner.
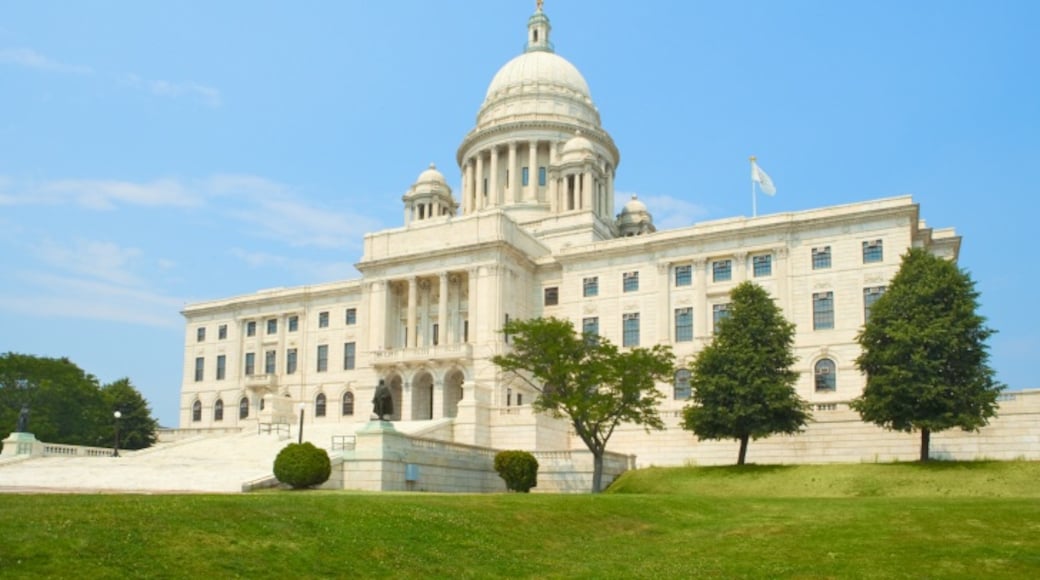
[{"x1": 2, "y1": 1, "x2": 1037, "y2": 427}]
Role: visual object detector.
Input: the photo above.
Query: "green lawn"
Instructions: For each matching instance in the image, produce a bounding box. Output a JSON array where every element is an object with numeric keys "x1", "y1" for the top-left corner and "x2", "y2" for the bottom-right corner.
[{"x1": 1, "y1": 461, "x2": 1038, "y2": 579}]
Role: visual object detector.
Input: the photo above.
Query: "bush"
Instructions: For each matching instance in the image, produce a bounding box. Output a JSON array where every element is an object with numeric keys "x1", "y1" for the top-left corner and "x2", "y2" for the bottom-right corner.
[
  {"x1": 273, "y1": 442, "x2": 331, "y2": 490},
  {"x1": 494, "y1": 450, "x2": 539, "y2": 493}
]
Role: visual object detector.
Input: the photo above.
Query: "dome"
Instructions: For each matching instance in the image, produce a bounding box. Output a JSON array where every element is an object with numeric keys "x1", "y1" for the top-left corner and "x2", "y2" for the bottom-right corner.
[
  {"x1": 621, "y1": 195, "x2": 648, "y2": 215},
  {"x1": 415, "y1": 163, "x2": 447, "y2": 185},
  {"x1": 484, "y1": 51, "x2": 591, "y2": 103},
  {"x1": 561, "y1": 131, "x2": 595, "y2": 160},
  {"x1": 617, "y1": 195, "x2": 655, "y2": 236}
]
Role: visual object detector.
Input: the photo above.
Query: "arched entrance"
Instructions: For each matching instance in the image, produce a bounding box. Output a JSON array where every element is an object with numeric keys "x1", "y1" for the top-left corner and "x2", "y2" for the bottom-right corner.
[
  {"x1": 411, "y1": 371, "x2": 434, "y2": 420},
  {"x1": 443, "y1": 369, "x2": 465, "y2": 418}
]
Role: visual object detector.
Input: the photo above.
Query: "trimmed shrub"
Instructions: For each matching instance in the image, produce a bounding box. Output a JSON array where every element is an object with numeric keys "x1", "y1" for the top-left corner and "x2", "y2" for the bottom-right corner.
[
  {"x1": 494, "y1": 450, "x2": 539, "y2": 493},
  {"x1": 273, "y1": 442, "x2": 331, "y2": 489}
]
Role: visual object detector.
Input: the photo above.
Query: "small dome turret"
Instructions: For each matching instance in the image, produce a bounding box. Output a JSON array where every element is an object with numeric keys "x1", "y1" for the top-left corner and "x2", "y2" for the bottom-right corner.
[
  {"x1": 617, "y1": 195, "x2": 655, "y2": 236},
  {"x1": 403, "y1": 163, "x2": 457, "y2": 226}
]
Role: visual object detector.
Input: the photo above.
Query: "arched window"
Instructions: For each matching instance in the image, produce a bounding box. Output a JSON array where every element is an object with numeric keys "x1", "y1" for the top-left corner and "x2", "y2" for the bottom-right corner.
[
  {"x1": 815, "y1": 358, "x2": 836, "y2": 391},
  {"x1": 315, "y1": 393, "x2": 327, "y2": 417},
  {"x1": 239, "y1": 397, "x2": 249, "y2": 419},
  {"x1": 192, "y1": 400, "x2": 202, "y2": 422},
  {"x1": 342, "y1": 392, "x2": 355, "y2": 416},
  {"x1": 214, "y1": 399, "x2": 224, "y2": 422}
]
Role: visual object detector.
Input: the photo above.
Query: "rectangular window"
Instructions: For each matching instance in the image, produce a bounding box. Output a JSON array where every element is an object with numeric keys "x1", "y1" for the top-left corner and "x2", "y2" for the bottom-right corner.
[
  {"x1": 345, "y1": 308, "x2": 357, "y2": 325},
  {"x1": 864, "y1": 286, "x2": 886, "y2": 322},
  {"x1": 712, "y1": 304, "x2": 730, "y2": 334},
  {"x1": 522, "y1": 166, "x2": 529, "y2": 186},
  {"x1": 712, "y1": 259, "x2": 732, "y2": 282},
  {"x1": 674, "y1": 368, "x2": 692, "y2": 400},
  {"x1": 216, "y1": 355, "x2": 226, "y2": 380},
  {"x1": 343, "y1": 342, "x2": 356, "y2": 370},
  {"x1": 246, "y1": 321, "x2": 257, "y2": 337},
  {"x1": 264, "y1": 350, "x2": 276, "y2": 374},
  {"x1": 544, "y1": 286, "x2": 559, "y2": 306},
  {"x1": 463, "y1": 320, "x2": 469, "y2": 343},
  {"x1": 622, "y1": 271, "x2": 639, "y2": 293},
  {"x1": 288, "y1": 315, "x2": 298, "y2": 332},
  {"x1": 218, "y1": 324, "x2": 228, "y2": 340},
  {"x1": 863, "y1": 239, "x2": 884, "y2": 263},
  {"x1": 433, "y1": 323, "x2": 440, "y2": 346},
  {"x1": 753, "y1": 254, "x2": 772, "y2": 278},
  {"x1": 196, "y1": 327, "x2": 206, "y2": 342},
  {"x1": 583, "y1": 276, "x2": 599, "y2": 297},
  {"x1": 244, "y1": 352, "x2": 255, "y2": 376},
  {"x1": 318, "y1": 311, "x2": 329, "y2": 328},
  {"x1": 622, "y1": 313, "x2": 640, "y2": 347},
  {"x1": 538, "y1": 166, "x2": 547, "y2": 186},
  {"x1": 317, "y1": 345, "x2": 328, "y2": 372},
  {"x1": 813, "y1": 291, "x2": 835, "y2": 330},
  {"x1": 812, "y1": 246, "x2": 832, "y2": 270},
  {"x1": 675, "y1": 307, "x2": 693, "y2": 342},
  {"x1": 194, "y1": 357, "x2": 204, "y2": 382},
  {"x1": 582, "y1": 316, "x2": 599, "y2": 344},
  {"x1": 674, "y1": 265, "x2": 692, "y2": 287},
  {"x1": 266, "y1": 318, "x2": 277, "y2": 335},
  {"x1": 483, "y1": 177, "x2": 488, "y2": 195},
  {"x1": 286, "y1": 348, "x2": 297, "y2": 375}
]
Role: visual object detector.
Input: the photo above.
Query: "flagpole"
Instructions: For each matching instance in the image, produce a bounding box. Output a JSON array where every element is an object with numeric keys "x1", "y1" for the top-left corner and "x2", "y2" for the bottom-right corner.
[{"x1": 750, "y1": 155, "x2": 757, "y2": 218}]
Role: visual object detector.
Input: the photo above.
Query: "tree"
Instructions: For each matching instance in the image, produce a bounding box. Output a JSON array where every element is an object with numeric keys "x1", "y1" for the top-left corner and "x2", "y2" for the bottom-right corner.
[
  {"x1": 851, "y1": 248, "x2": 1003, "y2": 461},
  {"x1": 102, "y1": 378, "x2": 159, "y2": 450},
  {"x1": 0, "y1": 352, "x2": 106, "y2": 445},
  {"x1": 492, "y1": 317, "x2": 675, "y2": 492},
  {"x1": 273, "y1": 442, "x2": 332, "y2": 489},
  {"x1": 681, "y1": 282, "x2": 811, "y2": 465},
  {"x1": 494, "y1": 450, "x2": 539, "y2": 493}
]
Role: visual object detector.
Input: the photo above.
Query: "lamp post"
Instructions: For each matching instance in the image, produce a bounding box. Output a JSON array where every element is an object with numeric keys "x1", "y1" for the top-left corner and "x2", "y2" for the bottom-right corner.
[
  {"x1": 113, "y1": 410, "x2": 122, "y2": 457},
  {"x1": 296, "y1": 402, "x2": 305, "y2": 444}
]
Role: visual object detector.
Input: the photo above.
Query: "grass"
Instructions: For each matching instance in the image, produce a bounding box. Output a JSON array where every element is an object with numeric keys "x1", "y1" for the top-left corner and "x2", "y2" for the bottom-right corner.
[{"x1": 0, "y1": 461, "x2": 1038, "y2": 579}]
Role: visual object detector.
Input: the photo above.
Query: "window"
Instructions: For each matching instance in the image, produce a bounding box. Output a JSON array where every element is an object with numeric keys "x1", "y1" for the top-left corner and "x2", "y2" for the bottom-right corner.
[
  {"x1": 318, "y1": 311, "x2": 329, "y2": 328},
  {"x1": 623, "y1": 271, "x2": 639, "y2": 293},
  {"x1": 864, "y1": 286, "x2": 886, "y2": 322},
  {"x1": 712, "y1": 303, "x2": 730, "y2": 334},
  {"x1": 464, "y1": 319, "x2": 469, "y2": 342},
  {"x1": 517, "y1": 393, "x2": 523, "y2": 406},
  {"x1": 286, "y1": 348, "x2": 298, "y2": 375},
  {"x1": 214, "y1": 399, "x2": 224, "y2": 422},
  {"x1": 812, "y1": 246, "x2": 832, "y2": 270},
  {"x1": 433, "y1": 323, "x2": 440, "y2": 346},
  {"x1": 675, "y1": 307, "x2": 693, "y2": 342},
  {"x1": 538, "y1": 166, "x2": 547, "y2": 186},
  {"x1": 196, "y1": 327, "x2": 206, "y2": 342},
  {"x1": 583, "y1": 276, "x2": 599, "y2": 297},
  {"x1": 288, "y1": 315, "x2": 299, "y2": 332},
  {"x1": 753, "y1": 255, "x2": 772, "y2": 278},
  {"x1": 246, "y1": 321, "x2": 257, "y2": 337},
  {"x1": 674, "y1": 368, "x2": 692, "y2": 400},
  {"x1": 342, "y1": 392, "x2": 355, "y2": 416},
  {"x1": 522, "y1": 166, "x2": 529, "y2": 186},
  {"x1": 503, "y1": 314, "x2": 510, "y2": 344},
  {"x1": 712, "y1": 259, "x2": 732, "y2": 282},
  {"x1": 544, "y1": 286, "x2": 559, "y2": 306},
  {"x1": 266, "y1": 318, "x2": 277, "y2": 335},
  {"x1": 192, "y1": 400, "x2": 202, "y2": 422},
  {"x1": 194, "y1": 357, "x2": 204, "y2": 382},
  {"x1": 674, "y1": 264, "x2": 692, "y2": 287},
  {"x1": 813, "y1": 291, "x2": 835, "y2": 330},
  {"x1": 218, "y1": 324, "x2": 228, "y2": 340},
  {"x1": 815, "y1": 358, "x2": 836, "y2": 391},
  {"x1": 244, "y1": 352, "x2": 256, "y2": 376},
  {"x1": 344, "y1": 342, "x2": 356, "y2": 370},
  {"x1": 345, "y1": 308, "x2": 357, "y2": 325},
  {"x1": 264, "y1": 350, "x2": 276, "y2": 374},
  {"x1": 315, "y1": 393, "x2": 327, "y2": 418},
  {"x1": 622, "y1": 312, "x2": 640, "y2": 347},
  {"x1": 317, "y1": 344, "x2": 328, "y2": 372},
  {"x1": 239, "y1": 397, "x2": 249, "y2": 419},
  {"x1": 582, "y1": 317, "x2": 599, "y2": 344},
  {"x1": 863, "y1": 239, "x2": 884, "y2": 263},
  {"x1": 216, "y1": 355, "x2": 226, "y2": 381}
]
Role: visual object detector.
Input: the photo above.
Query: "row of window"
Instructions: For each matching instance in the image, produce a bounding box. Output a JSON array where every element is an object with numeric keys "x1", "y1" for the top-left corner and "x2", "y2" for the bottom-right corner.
[
  {"x1": 196, "y1": 308, "x2": 359, "y2": 342},
  {"x1": 190, "y1": 392, "x2": 357, "y2": 422},
  {"x1": 812, "y1": 239, "x2": 884, "y2": 271},
  {"x1": 193, "y1": 342, "x2": 358, "y2": 382},
  {"x1": 812, "y1": 286, "x2": 886, "y2": 330},
  {"x1": 482, "y1": 166, "x2": 548, "y2": 196},
  {"x1": 669, "y1": 357, "x2": 840, "y2": 400}
]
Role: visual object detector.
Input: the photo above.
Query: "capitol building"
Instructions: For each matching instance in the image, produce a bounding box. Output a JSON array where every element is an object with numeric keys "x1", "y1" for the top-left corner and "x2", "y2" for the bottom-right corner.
[{"x1": 176, "y1": 3, "x2": 1036, "y2": 484}]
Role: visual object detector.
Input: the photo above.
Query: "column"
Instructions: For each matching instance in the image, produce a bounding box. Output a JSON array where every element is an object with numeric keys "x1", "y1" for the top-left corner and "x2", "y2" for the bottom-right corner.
[
  {"x1": 584, "y1": 168, "x2": 594, "y2": 211},
  {"x1": 606, "y1": 165, "x2": 615, "y2": 217},
  {"x1": 438, "y1": 273, "x2": 449, "y2": 346},
  {"x1": 507, "y1": 142, "x2": 518, "y2": 204},
  {"x1": 432, "y1": 377, "x2": 445, "y2": 420},
  {"x1": 401, "y1": 377, "x2": 413, "y2": 421},
  {"x1": 475, "y1": 153, "x2": 485, "y2": 210},
  {"x1": 467, "y1": 268, "x2": 479, "y2": 343},
  {"x1": 368, "y1": 280, "x2": 388, "y2": 350},
  {"x1": 463, "y1": 160, "x2": 473, "y2": 214},
  {"x1": 657, "y1": 262, "x2": 670, "y2": 342},
  {"x1": 693, "y1": 259, "x2": 708, "y2": 339},
  {"x1": 419, "y1": 279, "x2": 431, "y2": 347},
  {"x1": 407, "y1": 276, "x2": 418, "y2": 348},
  {"x1": 489, "y1": 146, "x2": 499, "y2": 207},
  {"x1": 527, "y1": 140, "x2": 537, "y2": 201}
]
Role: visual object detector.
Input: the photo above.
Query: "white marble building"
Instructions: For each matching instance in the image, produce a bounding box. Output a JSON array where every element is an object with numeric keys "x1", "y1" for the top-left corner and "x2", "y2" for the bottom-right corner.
[{"x1": 178, "y1": 3, "x2": 983, "y2": 467}]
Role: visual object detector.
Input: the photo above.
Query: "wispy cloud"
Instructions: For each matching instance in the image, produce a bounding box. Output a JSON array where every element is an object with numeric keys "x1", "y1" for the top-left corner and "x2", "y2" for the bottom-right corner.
[
  {"x1": 229, "y1": 248, "x2": 359, "y2": 282},
  {"x1": 0, "y1": 177, "x2": 203, "y2": 209},
  {"x1": 0, "y1": 47, "x2": 93, "y2": 75},
  {"x1": 32, "y1": 238, "x2": 145, "y2": 287},
  {"x1": 120, "y1": 74, "x2": 222, "y2": 107},
  {"x1": 616, "y1": 191, "x2": 709, "y2": 230}
]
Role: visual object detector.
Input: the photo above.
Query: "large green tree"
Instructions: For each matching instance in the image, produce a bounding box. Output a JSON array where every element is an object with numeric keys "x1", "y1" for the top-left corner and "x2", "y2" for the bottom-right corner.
[
  {"x1": 682, "y1": 282, "x2": 811, "y2": 465},
  {"x1": 851, "y1": 248, "x2": 1003, "y2": 461},
  {"x1": 492, "y1": 317, "x2": 675, "y2": 492},
  {"x1": 102, "y1": 378, "x2": 159, "y2": 450}
]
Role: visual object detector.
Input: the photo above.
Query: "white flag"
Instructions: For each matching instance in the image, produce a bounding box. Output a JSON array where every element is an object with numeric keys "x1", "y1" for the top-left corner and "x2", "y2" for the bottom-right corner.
[{"x1": 751, "y1": 160, "x2": 776, "y2": 196}]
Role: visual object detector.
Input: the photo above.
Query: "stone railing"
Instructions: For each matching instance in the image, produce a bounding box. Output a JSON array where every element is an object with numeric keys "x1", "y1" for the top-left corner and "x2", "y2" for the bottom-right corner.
[
  {"x1": 42, "y1": 443, "x2": 117, "y2": 458},
  {"x1": 371, "y1": 343, "x2": 473, "y2": 365}
]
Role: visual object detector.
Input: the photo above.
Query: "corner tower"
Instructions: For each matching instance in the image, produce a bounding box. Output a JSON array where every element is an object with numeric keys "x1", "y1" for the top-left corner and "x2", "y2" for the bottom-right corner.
[{"x1": 456, "y1": 1, "x2": 620, "y2": 242}]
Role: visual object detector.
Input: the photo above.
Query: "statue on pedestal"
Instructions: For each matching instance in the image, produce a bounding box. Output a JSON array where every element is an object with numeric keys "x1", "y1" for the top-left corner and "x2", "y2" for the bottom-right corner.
[
  {"x1": 16, "y1": 405, "x2": 29, "y2": 433},
  {"x1": 372, "y1": 379, "x2": 393, "y2": 421}
]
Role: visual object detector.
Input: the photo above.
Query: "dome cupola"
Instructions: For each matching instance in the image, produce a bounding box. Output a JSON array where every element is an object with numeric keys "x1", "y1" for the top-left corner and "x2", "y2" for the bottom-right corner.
[
  {"x1": 616, "y1": 195, "x2": 656, "y2": 236},
  {"x1": 402, "y1": 163, "x2": 457, "y2": 226}
]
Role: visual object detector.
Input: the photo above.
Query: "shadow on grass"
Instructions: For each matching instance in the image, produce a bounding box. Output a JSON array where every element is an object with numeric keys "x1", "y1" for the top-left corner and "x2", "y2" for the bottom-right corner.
[{"x1": 878, "y1": 459, "x2": 1003, "y2": 471}]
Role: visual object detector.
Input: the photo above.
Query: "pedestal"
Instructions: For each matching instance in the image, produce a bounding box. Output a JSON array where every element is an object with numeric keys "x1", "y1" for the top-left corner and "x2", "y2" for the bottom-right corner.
[{"x1": 1, "y1": 432, "x2": 43, "y2": 457}]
